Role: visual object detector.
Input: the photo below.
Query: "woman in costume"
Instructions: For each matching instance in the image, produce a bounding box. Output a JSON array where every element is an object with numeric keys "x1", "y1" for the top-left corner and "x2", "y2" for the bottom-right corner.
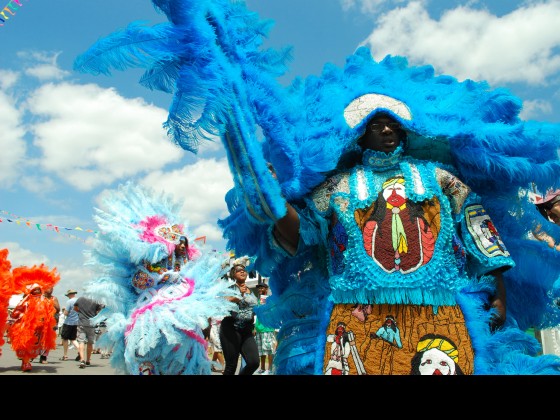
[
  {"x1": 74, "y1": 0, "x2": 560, "y2": 374},
  {"x1": 7, "y1": 262, "x2": 60, "y2": 372},
  {"x1": 82, "y1": 182, "x2": 236, "y2": 375}
]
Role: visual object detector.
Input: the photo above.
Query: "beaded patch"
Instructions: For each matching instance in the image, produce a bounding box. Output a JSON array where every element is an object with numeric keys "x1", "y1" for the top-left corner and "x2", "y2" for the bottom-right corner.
[
  {"x1": 343, "y1": 93, "x2": 413, "y2": 128},
  {"x1": 323, "y1": 303, "x2": 474, "y2": 375},
  {"x1": 464, "y1": 204, "x2": 510, "y2": 257},
  {"x1": 312, "y1": 173, "x2": 350, "y2": 213},
  {"x1": 357, "y1": 176, "x2": 439, "y2": 273},
  {"x1": 132, "y1": 270, "x2": 155, "y2": 290},
  {"x1": 156, "y1": 223, "x2": 184, "y2": 243},
  {"x1": 328, "y1": 214, "x2": 348, "y2": 275},
  {"x1": 436, "y1": 168, "x2": 471, "y2": 214}
]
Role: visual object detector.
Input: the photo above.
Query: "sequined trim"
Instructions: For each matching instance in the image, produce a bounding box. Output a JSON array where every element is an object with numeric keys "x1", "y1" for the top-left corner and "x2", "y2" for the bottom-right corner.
[
  {"x1": 344, "y1": 93, "x2": 413, "y2": 128},
  {"x1": 436, "y1": 168, "x2": 471, "y2": 214},
  {"x1": 362, "y1": 147, "x2": 403, "y2": 172},
  {"x1": 312, "y1": 173, "x2": 350, "y2": 213}
]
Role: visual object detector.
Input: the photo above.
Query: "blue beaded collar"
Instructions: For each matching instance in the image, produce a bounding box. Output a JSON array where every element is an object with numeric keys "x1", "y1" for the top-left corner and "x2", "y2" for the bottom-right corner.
[{"x1": 362, "y1": 145, "x2": 404, "y2": 171}]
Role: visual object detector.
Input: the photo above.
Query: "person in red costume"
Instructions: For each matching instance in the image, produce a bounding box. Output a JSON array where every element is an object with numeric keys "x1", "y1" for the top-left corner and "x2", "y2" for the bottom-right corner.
[
  {"x1": 7, "y1": 263, "x2": 60, "y2": 372},
  {"x1": 0, "y1": 249, "x2": 14, "y2": 357}
]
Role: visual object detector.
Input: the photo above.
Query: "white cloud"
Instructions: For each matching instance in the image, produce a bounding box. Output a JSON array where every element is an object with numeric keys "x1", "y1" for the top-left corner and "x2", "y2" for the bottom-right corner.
[
  {"x1": 0, "y1": 70, "x2": 19, "y2": 90},
  {"x1": 519, "y1": 98, "x2": 553, "y2": 120},
  {"x1": 340, "y1": 0, "x2": 408, "y2": 14},
  {"x1": 0, "y1": 91, "x2": 27, "y2": 186},
  {"x1": 18, "y1": 51, "x2": 70, "y2": 81},
  {"x1": 0, "y1": 242, "x2": 95, "y2": 300},
  {"x1": 362, "y1": 1, "x2": 560, "y2": 86},
  {"x1": 0, "y1": 242, "x2": 49, "y2": 268},
  {"x1": 26, "y1": 82, "x2": 184, "y2": 191},
  {"x1": 19, "y1": 174, "x2": 56, "y2": 194},
  {"x1": 141, "y1": 156, "x2": 234, "y2": 230}
]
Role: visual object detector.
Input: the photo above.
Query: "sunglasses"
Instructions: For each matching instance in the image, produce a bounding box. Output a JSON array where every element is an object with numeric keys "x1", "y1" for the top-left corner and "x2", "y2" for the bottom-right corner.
[
  {"x1": 368, "y1": 122, "x2": 403, "y2": 133},
  {"x1": 234, "y1": 268, "x2": 246, "y2": 273}
]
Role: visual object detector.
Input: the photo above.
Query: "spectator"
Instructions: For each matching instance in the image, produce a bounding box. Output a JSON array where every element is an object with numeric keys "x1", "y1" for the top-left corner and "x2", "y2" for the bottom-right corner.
[
  {"x1": 57, "y1": 308, "x2": 66, "y2": 345},
  {"x1": 535, "y1": 189, "x2": 560, "y2": 227},
  {"x1": 528, "y1": 188, "x2": 560, "y2": 356},
  {"x1": 59, "y1": 289, "x2": 80, "y2": 362},
  {"x1": 38, "y1": 286, "x2": 60, "y2": 364},
  {"x1": 219, "y1": 263, "x2": 259, "y2": 375},
  {"x1": 208, "y1": 316, "x2": 225, "y2": 372},
  {"x1": 254, "y1": 281, "x2": 276, "y2": 375},
  {"x1": 74, "y1": 295, "x2": 103, "y2": 369}
]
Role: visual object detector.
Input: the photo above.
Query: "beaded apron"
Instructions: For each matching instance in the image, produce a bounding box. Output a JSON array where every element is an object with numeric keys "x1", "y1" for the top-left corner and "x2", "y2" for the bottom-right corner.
[{"x1": 322, "y1": 303, "x2": 474, "y2": 375}]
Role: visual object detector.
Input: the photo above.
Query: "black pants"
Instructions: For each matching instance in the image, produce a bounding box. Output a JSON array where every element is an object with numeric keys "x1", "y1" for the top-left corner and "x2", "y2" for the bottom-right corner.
[{"x1": 219, "y1": 317, "x2": 259, "y2": 375}]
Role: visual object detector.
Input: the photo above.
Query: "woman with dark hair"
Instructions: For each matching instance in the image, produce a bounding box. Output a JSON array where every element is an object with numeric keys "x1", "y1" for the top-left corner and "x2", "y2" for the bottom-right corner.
[{"x1": 219, "y1": 263, "x2": 259, "y2": 375}]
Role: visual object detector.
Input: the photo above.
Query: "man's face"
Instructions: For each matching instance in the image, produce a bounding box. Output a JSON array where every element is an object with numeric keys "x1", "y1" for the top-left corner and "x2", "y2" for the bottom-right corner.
[{"x1": 359, "y1": 114, "x2": 405, "y2": 154}]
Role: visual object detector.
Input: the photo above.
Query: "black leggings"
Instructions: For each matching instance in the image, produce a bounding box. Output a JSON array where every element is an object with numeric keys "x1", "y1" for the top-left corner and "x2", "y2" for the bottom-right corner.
[{"x1": 219, "y1": 317, "x2": 259, "y2": 375}]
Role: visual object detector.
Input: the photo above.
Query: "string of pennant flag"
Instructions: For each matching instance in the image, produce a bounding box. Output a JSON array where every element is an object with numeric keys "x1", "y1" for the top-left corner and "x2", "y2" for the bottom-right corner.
[
  {"x1": 0, "y1": 210, "x2": 208, "y2": 245},
  {"x1": 0, "y1": 209, "x2": 98, "y2": 242}
]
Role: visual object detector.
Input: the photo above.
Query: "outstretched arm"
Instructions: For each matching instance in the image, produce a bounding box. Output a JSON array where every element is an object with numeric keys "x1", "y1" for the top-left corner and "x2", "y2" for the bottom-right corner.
[
  {"x1": 273, "y1": 203, "x2": 301, "y2": 256},
  {"x1": 268, "y1": 163, "x2": 301, "y2": 255}
]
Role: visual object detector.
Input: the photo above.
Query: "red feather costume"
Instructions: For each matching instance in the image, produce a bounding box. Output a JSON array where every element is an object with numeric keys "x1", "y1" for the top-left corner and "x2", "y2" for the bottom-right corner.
[
  {"x1": 7, "y1": 261, "x2": 60, "y2": 372},
  {"x1": 0, "y1": 249, "x2": 14, "y2": 356}
]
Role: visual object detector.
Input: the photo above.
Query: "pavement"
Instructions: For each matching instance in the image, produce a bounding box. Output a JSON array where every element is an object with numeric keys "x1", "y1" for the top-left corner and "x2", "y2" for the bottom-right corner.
[
  {"x1": 0, "y1": 338, "x2": 232, "y2": 375},
  {"x1": 0, "y1": 340, "x2": 118, "y2": 375}
]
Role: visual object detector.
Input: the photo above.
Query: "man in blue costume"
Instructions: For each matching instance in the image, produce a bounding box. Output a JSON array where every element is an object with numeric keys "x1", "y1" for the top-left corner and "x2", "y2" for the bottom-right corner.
[
  {"x1": 269, "y1": 105, "x2": 510, "y2": 375},
  {"x1": 74, "y1": 0, "x2": 560, "y2": 375}
]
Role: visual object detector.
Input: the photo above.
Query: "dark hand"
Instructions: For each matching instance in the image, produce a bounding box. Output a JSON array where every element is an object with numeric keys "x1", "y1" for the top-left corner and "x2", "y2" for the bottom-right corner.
[
  {"x1": 489, "y1": 296, "x2": 506, "y2": 332},
  {"x1": 488, "y1": 269, "x2": 507, "y2": 332}
]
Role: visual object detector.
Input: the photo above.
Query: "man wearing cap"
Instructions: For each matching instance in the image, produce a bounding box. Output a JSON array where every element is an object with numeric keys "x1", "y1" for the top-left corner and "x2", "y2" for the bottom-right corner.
[
  {"x1": 58, "y1": 289, "x2": 80, "y2": 361},
  {"x1": 535, "y1": 189, "x2": 560, "y2": 226}
]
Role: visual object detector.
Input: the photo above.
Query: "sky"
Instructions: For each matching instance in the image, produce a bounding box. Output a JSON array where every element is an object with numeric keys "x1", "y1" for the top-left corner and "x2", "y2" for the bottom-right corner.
[{"x1": 1, "y1": 0, "x2": 559, "y2": 300}]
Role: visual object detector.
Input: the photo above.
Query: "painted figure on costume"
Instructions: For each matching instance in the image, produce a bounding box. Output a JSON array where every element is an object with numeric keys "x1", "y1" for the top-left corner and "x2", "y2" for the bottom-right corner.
[
  {"x1": 325, "y1": 322, "x2": 351, "y2": 375},
  {"x1": 372, "y1": 315, "x2": 403, "y2": 349},
  {"x1": 410, "y1": 334, "x2": 463, "y2": 375},
  {"x1": 359, "y1": 176, "x2": 436, "y2": 273}
]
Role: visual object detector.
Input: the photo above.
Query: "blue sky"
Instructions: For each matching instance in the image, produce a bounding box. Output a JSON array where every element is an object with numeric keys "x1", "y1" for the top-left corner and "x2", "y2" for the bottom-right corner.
[{"x1": 1, "y1": 0, "x2": 559, "y2": 298}]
